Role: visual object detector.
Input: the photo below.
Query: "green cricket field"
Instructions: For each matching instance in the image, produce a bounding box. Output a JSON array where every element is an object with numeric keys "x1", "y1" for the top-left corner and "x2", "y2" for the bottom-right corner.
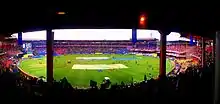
[{"x1": 19, "y1": 54, "x2": 173, "y2": 88}]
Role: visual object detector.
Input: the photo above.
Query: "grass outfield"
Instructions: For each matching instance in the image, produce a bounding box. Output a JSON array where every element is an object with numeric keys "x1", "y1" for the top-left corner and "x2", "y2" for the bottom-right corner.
[{"x1": 19, "y1": 54, "x2": 173, "y2": 87}]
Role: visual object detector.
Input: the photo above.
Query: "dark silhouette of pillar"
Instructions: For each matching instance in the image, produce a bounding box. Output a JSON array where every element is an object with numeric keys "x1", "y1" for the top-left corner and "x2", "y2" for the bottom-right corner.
[
  {"x1": 132, "y1": 28, "x2": 137, "y2": 45},
  {"x1": 201, "y1": 37, "x2": 206, "y2": 67},
  {"x1": 46, "y1": 29, "x2": 54, "y2": 83},
  {"x1": 213, "y1": 40, "x2": 215, "y2": 63},
  {"x1": 159, "y1": 31, "x2": 167, "y2": 77},
  {"x1": 214, "y1": 32, "x2": 220, "y2": 104},
  {"x1": 18, "y1": 32, "x2": 23, "y2": 46}
]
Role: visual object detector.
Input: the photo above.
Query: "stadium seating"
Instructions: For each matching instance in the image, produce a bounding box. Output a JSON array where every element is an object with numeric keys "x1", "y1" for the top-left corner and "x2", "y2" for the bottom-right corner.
[
  {"x1": 0, "y1": 39, "x2": 214, "y2": 103},
  {"x1": 28, "y1": 40, "x2": 207, "y2": 61},
  {"x1": 30, "y1": 40, "x2": 133, "y2": 55},
  {"x1": 0, "y1": 62, "x2": 213, "y2": 103}
]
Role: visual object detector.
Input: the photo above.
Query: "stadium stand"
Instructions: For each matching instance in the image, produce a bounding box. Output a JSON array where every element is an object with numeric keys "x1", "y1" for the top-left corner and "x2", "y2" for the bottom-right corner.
[
  {"x1": 0, "y1": 31, "x2": 214, "y2": 103},
  {"x1": 0, "y1": 61, "x2": 214, "y2": 103}
]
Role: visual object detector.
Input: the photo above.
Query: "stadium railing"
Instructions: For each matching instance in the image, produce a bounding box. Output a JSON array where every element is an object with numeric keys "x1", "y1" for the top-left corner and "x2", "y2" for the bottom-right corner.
[
  {"x1": 0, "y1": 52, "x2": 6, "y2": 56},
  {"x1": 17, "y1": 61, "x2": 38, "y2": 79}
]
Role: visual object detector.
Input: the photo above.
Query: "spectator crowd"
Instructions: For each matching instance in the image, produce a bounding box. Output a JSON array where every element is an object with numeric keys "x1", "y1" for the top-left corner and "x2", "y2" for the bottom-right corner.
[{"x1": 0, "y1": 40, "x2": 214, "y2": 103}]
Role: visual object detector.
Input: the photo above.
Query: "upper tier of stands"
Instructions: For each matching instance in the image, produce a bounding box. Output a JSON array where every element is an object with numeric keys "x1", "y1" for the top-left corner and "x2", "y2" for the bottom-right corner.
[{"x1": 23, "y1": 40, "x2": 210, "y2": 61}]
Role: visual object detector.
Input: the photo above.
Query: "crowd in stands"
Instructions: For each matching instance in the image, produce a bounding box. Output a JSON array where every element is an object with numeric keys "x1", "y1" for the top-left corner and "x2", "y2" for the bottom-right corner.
[
  {"x1": 188, "y1": 46, "x2": 202, "y2": 59},
  {"x1": 0, "y1": 40, "x2": 214, "y2": 103},
  {"x1": 34, "y1": 47, "x2": 129, "y2": 55},
  {"x1": 0, "y1": 60, "x2": 214, "y2": 103},
  {"x1": 28, "y1": 40, "x2": 216, "y2": 72},
  {"x1": 30, "y1": 40, "x2": 215, "y2": 66},
  {"x1": 29, "y1": 40, "x2": 211, "y2": 60},
  {"x1": 0, "y1": 41, "x2": 20, "y2": 73},
  {"x1": 166, "y1": 45, "x2": 186, "y2": 53}
]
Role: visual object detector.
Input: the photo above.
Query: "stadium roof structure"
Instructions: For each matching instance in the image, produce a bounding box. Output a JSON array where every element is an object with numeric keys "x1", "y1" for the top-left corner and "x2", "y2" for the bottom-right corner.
[{"x1": 0, "y1": 6, "x2": 219, "y2": 39}]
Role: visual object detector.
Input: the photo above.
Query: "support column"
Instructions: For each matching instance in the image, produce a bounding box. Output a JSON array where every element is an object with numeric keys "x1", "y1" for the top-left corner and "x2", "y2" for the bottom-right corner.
[
  {"x1": 132, "y1": 28, "x2": 137, "y2": 45},
  {"x1": 46, "y1": 29, "x2": 54, "y2": 84},
  {"x1": 201, "y1": 37, "x2": 206, "y2": 67},
  {"x1": 18, "y1": 32, "x2": 23, "y2": 46},
  {"x1": 214, "y1": 32, "x2": 220, "y2": 104},
  {"x1": 159, "y1": 31, "x2": 167, "y2": 77},
  {"x1": 212, "y1": 40, "x2": 215, "y2": 63}
]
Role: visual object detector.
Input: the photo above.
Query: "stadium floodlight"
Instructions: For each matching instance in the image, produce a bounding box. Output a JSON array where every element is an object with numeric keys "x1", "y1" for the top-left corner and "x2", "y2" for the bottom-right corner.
[
  {"x1": 56, "y1": 11, "x2": 66, "y2": 15},
  {"x1": 140, "y1": 16, "x2": 145, "y2": 22},
  {"x1": 139, "y1": 13, "x2": 148, "y2": 29}
]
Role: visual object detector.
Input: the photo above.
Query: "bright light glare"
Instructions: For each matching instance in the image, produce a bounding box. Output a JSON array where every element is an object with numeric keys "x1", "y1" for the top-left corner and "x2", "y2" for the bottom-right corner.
[
  {"x1": 23, "y1": 44, "x2": 25, "y2": 48},
  {"x1": 11, "y1": 29, "x2": 189, "y2": 41},
  {"x1": 53, "y1": 29, "x2": 132, "y2": 40},
  {"x1": 57, "y1": 12, "x2": 65, "y2": 15},
  {"x1": 137, "y1": 29, "x2": 189, "y2": 41},
  {"x1": 140, "y1": 17, "x2": 145, "y2": 21}
]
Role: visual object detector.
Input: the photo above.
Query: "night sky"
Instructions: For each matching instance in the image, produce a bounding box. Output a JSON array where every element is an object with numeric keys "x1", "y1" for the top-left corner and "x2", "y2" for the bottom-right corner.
[{"x1": 0, "y1": 6, "x2": 219, "y2": 38}]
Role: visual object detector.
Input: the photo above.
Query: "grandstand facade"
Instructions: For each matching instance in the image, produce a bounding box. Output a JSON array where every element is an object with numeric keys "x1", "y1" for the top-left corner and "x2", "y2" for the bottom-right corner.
[{"x1": 15, "y1": 29, "x2": 203, "y2": 62}]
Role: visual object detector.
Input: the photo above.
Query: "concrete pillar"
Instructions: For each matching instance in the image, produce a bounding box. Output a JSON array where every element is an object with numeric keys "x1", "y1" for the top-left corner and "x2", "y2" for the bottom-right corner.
[
  {"x1": 132, "y1": 28, "x2": 137, "y2": 45},
  {"x1": 46, "y1": 29, "x2": 54, "y2": 83},
  {"x1": 213, "y1": 40, "x2": 215, "y2": 63},
  {"x1": 159, "y1": 31, "x2": 167, "y2": 77},
  {"x1": 214, "y1": 32, "x2": 220, "y2": 104},
  {"x1": 18, "y1": 32, "x2": 23, "y2": 46}
]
